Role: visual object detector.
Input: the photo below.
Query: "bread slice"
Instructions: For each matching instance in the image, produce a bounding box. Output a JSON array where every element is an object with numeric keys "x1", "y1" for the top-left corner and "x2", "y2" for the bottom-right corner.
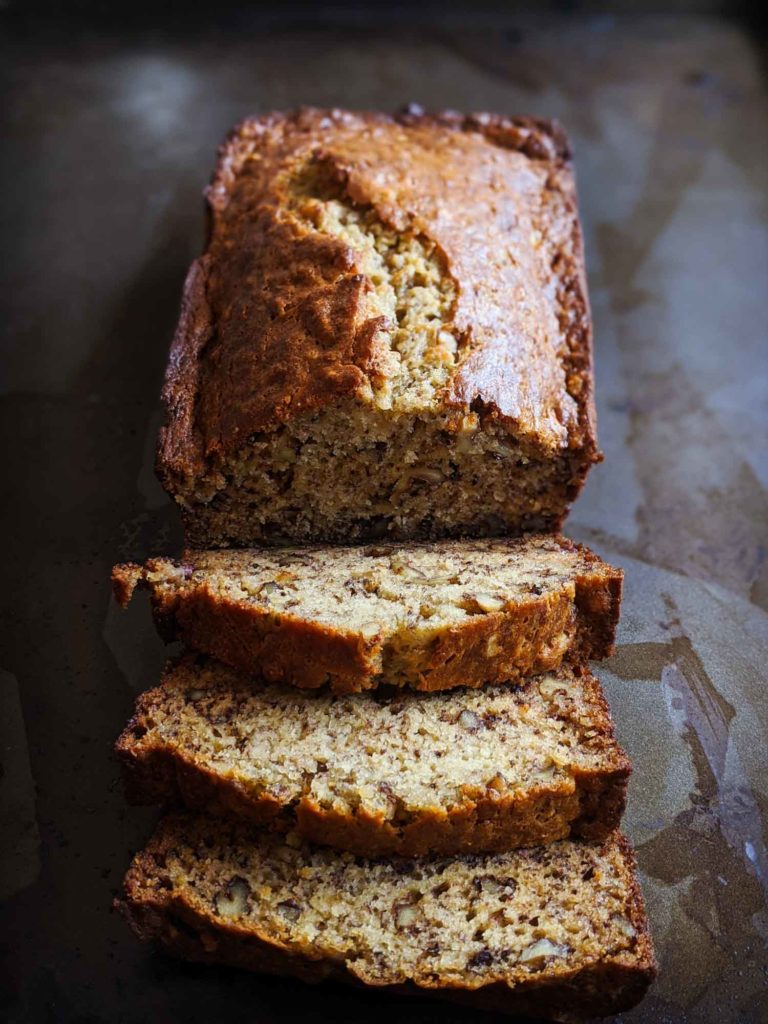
[
  {"x1": 157, "y1": 108, "x2": 598, "y2": 548},
  {"x1": 112, "y1": 535, "x2": 621, "y2": 694},
  {"x1": 117, "y1": 815, "x2": 656, "y2": 1021},
  {"x1": 116, "y1": 656, "x2": 629, "y2": 857}
]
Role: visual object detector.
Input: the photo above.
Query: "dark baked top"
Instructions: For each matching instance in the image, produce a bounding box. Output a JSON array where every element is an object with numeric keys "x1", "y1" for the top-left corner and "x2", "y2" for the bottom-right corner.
[{"x1": 159, "y1": 106, "x2": 595, "y2": 483}]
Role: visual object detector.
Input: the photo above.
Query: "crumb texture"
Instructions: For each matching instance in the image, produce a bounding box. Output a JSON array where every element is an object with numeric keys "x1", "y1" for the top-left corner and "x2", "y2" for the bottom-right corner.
[
  {"x1": 117, "y1": 658, "x2": 629, "y2": 854},
  {"x1": 120, "y1": 816, "x2": 655, "y2": 1019},
  {"x1": 288, "y1": 159, "x2": 459, "y2": 412},
  {"x1": 113, "y1": 534, "x2": 621, "y2": 692}
]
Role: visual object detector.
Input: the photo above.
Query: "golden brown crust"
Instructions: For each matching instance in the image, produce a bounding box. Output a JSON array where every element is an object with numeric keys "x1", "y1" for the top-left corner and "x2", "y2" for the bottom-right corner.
[
  {"x1": 115, "y1": 662, "x2": 630, "y2": 857},
  {"x1": 116, "y1": 820, "x2": 656, "y2": 1022},
  {"x1": 111, "y1": 562, "x2": 143, "y2": 608},
  {"x1": 111, "y1": 537, "x2": 622, "y2": 695},
  {"x1": 156, "y1": 106, "x2": 598, "y2": 540},
  {"x1": 296, "y1": 765, "x2": 629, "y2": 856}
]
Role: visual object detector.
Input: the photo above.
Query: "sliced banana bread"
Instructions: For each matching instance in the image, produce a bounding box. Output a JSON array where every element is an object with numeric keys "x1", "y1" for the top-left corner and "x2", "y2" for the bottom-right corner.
[
  {"x1": 116, "y1": 657, "x2": 629, "y2": 856},
  {"x1": 112, "y1": 535, "x2": 621, "y2": 694},
  {"x1": 157, "y1": 107, "x2": 598, "y2": 547},
  {"x1": 118, "y1": 815, "x2": 656, "y2": 1020}
]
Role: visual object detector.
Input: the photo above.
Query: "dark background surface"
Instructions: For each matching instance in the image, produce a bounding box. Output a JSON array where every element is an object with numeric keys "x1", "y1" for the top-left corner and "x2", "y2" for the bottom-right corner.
[{"x1": 1, "y1": 4, "x2": 767, "y2": 1022}]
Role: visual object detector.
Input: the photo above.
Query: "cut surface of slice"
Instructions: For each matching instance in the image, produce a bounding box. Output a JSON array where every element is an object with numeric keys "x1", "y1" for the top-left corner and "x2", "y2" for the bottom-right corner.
[
  {"x1": 117, "y1": 656, "x2": 629, "y2": 856},
  {"x1": 112, "y1": 534, "x2": 621, "y2": 693},
  {"x1": 118, "y1": 815, "x2": 656, "y2": 1021}
]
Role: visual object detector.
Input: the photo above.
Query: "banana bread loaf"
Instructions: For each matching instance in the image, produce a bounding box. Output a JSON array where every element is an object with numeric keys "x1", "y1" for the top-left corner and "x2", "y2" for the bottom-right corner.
[
  {"x1": 112, "y1": 535, "x2": 621, "y2": 694},
  {"x1": 158, "y1": 106, "x2": 598, "y2": 547},
  {"x1": 116, "y1": 656, "x2": 630, "y2": 856},
  {"x1": 118, "y1": 815, "x2": 655, "y2": 1021}
]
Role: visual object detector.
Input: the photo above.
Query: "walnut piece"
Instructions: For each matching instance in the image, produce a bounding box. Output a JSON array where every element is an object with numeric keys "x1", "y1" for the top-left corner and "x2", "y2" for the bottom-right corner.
[
  {"x1": 519, "y1": 938, "x2": 570, "y2": 963},
  {"x1": 214, "y1": 877, "x2": 250, "y2": 918}
]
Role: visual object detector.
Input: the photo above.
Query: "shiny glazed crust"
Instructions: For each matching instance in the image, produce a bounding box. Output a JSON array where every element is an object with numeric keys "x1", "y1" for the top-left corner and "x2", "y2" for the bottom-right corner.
[
  {"x1": 111, "y1": 536, "x2": 622, "y2": 695},
  {"x1": 117, "y1": 820, "x2": 656, "y2": 1022},
  {"x1": 115, "y1": 660, "x2": 630, "y2": 856},
  {"x1": 156, "y1": 107, "x2": 599, "y2": 546}
]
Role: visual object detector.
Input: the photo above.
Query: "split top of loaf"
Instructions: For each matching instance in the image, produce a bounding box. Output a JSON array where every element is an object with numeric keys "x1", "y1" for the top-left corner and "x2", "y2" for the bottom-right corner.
[
  {"x1": 157, "y1": 107, "x2": 598, "y2": 546},
  {"x1": 113, "y1": 535, "x2": 622, "y2": 693}
]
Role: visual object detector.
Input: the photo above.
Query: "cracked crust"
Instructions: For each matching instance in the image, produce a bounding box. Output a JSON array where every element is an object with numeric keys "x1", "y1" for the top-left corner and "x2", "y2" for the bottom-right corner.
[
  {"x1": 111, "y1": 535, "x2": 622, "y2": 694},
  {"x1": 117, "y1": 817, "x2": 656, "y2": 1022},
  {"x1": 156, "y1": 106, "x2": 599, "y2": 546}
]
